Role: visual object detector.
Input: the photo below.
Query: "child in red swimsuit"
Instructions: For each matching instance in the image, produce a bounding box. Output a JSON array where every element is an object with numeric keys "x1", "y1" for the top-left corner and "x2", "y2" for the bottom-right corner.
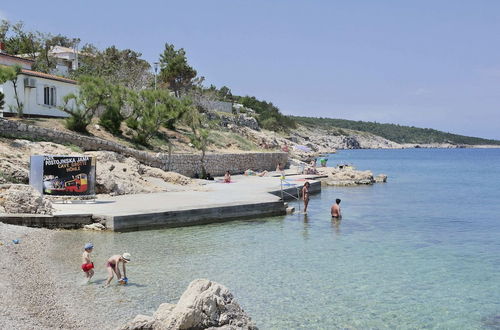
[{"x1": 81, "y1": 243, "x2": 94, "y2": 283}]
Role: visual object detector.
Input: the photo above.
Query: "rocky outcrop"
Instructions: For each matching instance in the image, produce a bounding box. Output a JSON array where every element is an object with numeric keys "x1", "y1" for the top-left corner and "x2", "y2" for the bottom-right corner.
[
  {"x1": 374, "y1": 174, "x2": 388, "y2": 183},
  {"x1": 206, "y1": 112, "x2": 260, "y2": 131},
  {"x1": 290, "y1": 126, "x2": 402, "y2": 152},
  {"x1": 317, "y1": 167, "x2": 388, "y2": 186},
  {"x1": 342, "y1": 136, "x2": 361, "y2": 149},
  {"x1": 119, "y1": 279, "x2": 257, "y2": 330},
  {"x1": 0, "y1": 139, "x2": 203, "y2": 196},
  {"x1": 90, "y1": 151, "x2": 203, "y2": 196},
  {"x1": 0, "y1": 184, "x2": 53, "y2": 214}
]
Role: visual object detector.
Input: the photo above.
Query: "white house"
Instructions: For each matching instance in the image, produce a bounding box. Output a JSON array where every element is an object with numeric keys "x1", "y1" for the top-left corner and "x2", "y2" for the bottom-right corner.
[
  {"x1": 49, "y1": 45, "x2": 80, "y2": 75},
  {"x1": 0, "y1": 51, "x2": 78, "y2": 118}
]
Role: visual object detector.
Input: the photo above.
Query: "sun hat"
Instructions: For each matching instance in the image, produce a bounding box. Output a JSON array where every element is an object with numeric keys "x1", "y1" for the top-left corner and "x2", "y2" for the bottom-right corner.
[
  {"x1": 122, "y1": 253, "x2": 131, "y2": 261},
  {"x1": 84, "y1": 243, "x2": 94, "y2": 250}
]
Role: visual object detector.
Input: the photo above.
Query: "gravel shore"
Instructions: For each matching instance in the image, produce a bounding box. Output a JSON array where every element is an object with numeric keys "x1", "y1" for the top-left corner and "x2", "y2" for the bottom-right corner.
[{"x1": 0, "y1": 223, "x2": 95, "y2": 329}]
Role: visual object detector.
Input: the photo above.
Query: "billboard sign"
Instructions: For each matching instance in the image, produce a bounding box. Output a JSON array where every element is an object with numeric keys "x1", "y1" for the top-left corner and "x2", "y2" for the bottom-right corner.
[{"x1": 30, "y1": 155, "x2": 96, "y2": 196}]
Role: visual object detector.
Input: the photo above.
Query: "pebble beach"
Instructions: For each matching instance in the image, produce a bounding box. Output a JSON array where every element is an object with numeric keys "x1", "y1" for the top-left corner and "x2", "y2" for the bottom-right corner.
[{"x1": 0, "y1": 223, "x2": 99, "y2": 329}]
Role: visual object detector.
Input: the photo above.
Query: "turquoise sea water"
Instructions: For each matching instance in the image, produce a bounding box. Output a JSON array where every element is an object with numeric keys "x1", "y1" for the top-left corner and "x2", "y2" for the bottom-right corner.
[{"x1": 52, "y1": 148, "x2": 500, "y2": 329}]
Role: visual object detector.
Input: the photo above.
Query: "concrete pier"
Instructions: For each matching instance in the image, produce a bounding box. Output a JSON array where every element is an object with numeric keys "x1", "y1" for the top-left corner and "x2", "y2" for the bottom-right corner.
[{"x1": 1, "y1": 174, "x2": 322, "y2": 231}]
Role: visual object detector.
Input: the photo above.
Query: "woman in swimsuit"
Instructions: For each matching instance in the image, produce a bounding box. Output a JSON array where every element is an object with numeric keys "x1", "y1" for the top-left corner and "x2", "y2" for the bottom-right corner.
[
  {"x1": 104, "y1": 253, "x2": 131, "y2": 287},
  {"x1": 223, "y1": 170, "x2": 231, "y2": 183},
  {"x1": 302, "y1": 182, "x2": 310, "y2": 213}
]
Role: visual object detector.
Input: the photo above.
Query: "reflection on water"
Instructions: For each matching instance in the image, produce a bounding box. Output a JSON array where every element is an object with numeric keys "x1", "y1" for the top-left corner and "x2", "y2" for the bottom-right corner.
[
  {"x1": 49, "y1": 149, "x2": 500, "y2": 329},
  {"x1": 302, "y1": 214, "x2": 309, "y2": 240},
  {"x1": 331, "y1": 218, "x2": 341, "y2": 235}
]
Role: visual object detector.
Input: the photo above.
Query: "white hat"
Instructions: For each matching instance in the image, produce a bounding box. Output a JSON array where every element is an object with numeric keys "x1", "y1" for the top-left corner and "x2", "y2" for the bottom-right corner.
[{"x1": 122, "y1": 253, "x2": 131, "y2": 261}]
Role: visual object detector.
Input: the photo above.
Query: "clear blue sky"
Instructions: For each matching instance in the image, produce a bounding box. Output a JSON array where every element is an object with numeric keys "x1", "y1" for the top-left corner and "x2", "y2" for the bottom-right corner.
[{"x1": 2, "y1": 1, "x2": 499, "y2": 139}]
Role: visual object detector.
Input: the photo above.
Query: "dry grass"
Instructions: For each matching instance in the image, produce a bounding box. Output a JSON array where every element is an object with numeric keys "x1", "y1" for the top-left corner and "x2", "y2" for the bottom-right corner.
[{"x1": 9, "y1": 117, "x2": 265, "y2": 154}]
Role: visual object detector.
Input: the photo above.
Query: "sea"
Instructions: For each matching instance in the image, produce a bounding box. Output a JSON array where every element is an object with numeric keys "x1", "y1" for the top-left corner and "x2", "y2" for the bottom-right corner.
[{"x1": 51, "y1": 148, "x2": 500, "y2": 329}]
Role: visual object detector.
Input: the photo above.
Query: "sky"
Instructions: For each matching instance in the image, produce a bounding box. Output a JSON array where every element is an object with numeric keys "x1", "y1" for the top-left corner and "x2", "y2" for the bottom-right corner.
[{"x1": 1, "y1": 1, "x2": 499, "y2": 139}]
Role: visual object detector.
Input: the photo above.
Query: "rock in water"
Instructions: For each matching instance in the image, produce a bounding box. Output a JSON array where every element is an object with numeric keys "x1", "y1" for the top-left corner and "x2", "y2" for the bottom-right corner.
[
  {"x1": 83, "y1": 223, "x2": 106, "y2": 231},
  {"x1": 121, "y1": 315, "x2": 155, "y2": 330},
  {"x1": 375, "y1": 174, "x2": 388, "y2": 183},
  {"x1": 119, "y1": 279, "x2": 257, "y2": 330}
]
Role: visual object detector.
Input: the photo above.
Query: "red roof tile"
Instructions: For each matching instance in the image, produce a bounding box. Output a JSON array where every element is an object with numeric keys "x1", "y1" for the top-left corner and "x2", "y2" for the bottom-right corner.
[
  {"x1": 21, "y1": 69, "x2": 77, "y2": 84},
  {"x1": 0, "y1": 52, "x2": 35, "y2": 64}
]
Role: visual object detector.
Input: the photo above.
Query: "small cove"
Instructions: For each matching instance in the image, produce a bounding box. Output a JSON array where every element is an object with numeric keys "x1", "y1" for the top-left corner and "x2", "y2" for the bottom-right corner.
[{"x1": 50, "y1": 148, "x2": 500, "y2": 329}]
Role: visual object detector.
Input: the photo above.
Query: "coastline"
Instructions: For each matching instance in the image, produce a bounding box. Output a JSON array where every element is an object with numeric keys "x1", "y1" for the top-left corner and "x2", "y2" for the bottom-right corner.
[{"x1": 1, "y1": 148, "x2": 499, "y2": 329}]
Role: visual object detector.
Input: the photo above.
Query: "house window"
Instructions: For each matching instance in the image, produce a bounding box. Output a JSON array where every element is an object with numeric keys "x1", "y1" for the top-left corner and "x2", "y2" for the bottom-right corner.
[{"x1": 43, "y1": 86, "x2": 56, "y2": 106}]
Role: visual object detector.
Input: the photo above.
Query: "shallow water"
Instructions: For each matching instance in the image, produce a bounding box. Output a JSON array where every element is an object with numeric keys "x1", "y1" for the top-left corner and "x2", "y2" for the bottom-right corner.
[{"x1": 51, "y1": 148, "x2": 500, "y2": 329}]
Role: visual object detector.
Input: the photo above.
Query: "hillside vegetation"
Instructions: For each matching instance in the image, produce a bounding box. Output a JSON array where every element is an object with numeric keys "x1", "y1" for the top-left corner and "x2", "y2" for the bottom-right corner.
[{"x1": 292, "y1": 116, "x2": 500, "y2": 146}]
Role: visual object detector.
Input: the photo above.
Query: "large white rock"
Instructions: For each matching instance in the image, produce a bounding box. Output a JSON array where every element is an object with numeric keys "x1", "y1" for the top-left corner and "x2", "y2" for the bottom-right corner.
[
  {"x1": 318, "y1": 167, "x2": 376, "y2": 186},
  {"x1": 0, "y1": 184, "x2": 53, "y2": 214},
  {"x1": 118, "y1": 279, "x2": 257, "y2": 330},
  {"x1": 119, "y1": 314, "x2": 156, "y2": 330}
]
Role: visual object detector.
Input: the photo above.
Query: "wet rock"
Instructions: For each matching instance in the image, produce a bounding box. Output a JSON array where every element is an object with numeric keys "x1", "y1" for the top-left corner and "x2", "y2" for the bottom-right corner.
[
  {"x1": 119, "y1": 279, "x2": 257, "y2": 330},
  {"x1": 375, "y1": 174, "x2": 388, "y2": 183},
  {"x1": 119, "y1": 314, "x2": 155, "y2": 330},
  {"x1": 83, "y1": 223, "x2": 106, "y2": 231},
  {"x1": 318, "y1": 167, "x2": 376, "y2": 186}
]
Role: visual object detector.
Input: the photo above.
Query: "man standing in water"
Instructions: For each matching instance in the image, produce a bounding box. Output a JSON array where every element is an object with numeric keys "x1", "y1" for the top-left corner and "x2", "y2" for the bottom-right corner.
[{"x1": 331, "y1": 199, "x2": 342, "y2": 218}]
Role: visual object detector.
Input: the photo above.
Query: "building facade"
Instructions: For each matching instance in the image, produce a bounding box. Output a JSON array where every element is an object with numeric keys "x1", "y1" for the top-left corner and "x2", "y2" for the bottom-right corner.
[{"x1": 0, "y1": 51, "x2": 78, "y2": 118}]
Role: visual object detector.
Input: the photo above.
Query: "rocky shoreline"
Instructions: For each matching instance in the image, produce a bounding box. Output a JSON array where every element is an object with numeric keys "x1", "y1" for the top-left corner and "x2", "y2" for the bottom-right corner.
[
  {"x1": 0, "y1": 223, "x2": 257, "y2": 330},
  {"x1": 316, "y1": 167, "x2": 387, "y2": 186}
]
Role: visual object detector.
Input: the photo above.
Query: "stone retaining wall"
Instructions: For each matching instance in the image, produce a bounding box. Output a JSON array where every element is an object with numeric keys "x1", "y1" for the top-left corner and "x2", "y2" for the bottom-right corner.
[{"x1": 0, "y1": 118, "x2": 287, "y2": 176}]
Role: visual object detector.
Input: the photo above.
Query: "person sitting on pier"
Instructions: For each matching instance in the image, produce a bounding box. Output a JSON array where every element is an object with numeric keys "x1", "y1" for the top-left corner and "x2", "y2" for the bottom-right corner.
[{"x1": 224, "y1": 170, "x2": 231, "y2": 183}]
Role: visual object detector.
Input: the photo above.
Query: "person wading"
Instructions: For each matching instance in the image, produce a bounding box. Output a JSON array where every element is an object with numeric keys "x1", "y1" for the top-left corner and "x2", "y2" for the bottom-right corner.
[
  {"x1": 302, "y1": 182, "x2": 311, "y2": 213},
  {"x1": 331, "y1": 199, "x2": 342, "y2": 218}
]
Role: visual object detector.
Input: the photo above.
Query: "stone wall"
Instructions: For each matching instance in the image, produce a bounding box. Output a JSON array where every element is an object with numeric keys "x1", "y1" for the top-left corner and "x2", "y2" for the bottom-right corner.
[{"x1": 0, "y1": 118, "x2": 287, "y2": 176}]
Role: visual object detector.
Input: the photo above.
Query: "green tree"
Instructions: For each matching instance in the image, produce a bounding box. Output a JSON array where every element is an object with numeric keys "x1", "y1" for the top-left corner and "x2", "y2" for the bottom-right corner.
[
  {"x1": 234, "y1": 95, "x2": 296, "y2": 131},
  {"x1": 73, "y1": 45, "x2": 151, "y2": 90},
  {"x1": 0, "y1": 64, "x2": 16, "y2": 113},
  {"x1": 2, "y1": 21, "x2": 40, "y2": 57},
  {"x1": 98, "y1": 84, "x2": 130, "y2": 135},
  {"x1": 1, "y1": 20, "x2": 79, "y2": 74},
  {"x1": 158, "y1": 43, "x2": 197, "y2": 97},
  {"x1": 0, "y1": 64, "x2": 16, "y2": 82},
  {"x1": 126, "y1": 89, "x2": 181, "y2": 145},
  {"x1": 33, "y1": 34, "x2": 79, "y2": 73},
  {"x1": 60, "y1": 76, "x2": 110, "y2": 132},
  {"x1": 217, "y1": 86, "x2": 233, "y2": 102},
  {"x1": 181, "y1": 104, "x2": 210, "y2": 176},
  {"x1": 0, "y1": 65, "x2": 24, "y2": 116}
]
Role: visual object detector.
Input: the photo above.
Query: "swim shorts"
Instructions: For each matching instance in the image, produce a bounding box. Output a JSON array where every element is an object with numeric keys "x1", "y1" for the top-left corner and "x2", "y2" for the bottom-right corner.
[{"x1": 81, "y1": 262, "x2": 94, "y2": 272}]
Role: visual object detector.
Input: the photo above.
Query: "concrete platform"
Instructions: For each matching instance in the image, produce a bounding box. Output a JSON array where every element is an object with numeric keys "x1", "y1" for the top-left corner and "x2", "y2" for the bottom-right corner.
[
  {"x1": 1, "y1": 174, "x2": 322, "y2": 231},
  {"x1": 0, "y1": 213, "x2": 93, "y2": 229}
]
